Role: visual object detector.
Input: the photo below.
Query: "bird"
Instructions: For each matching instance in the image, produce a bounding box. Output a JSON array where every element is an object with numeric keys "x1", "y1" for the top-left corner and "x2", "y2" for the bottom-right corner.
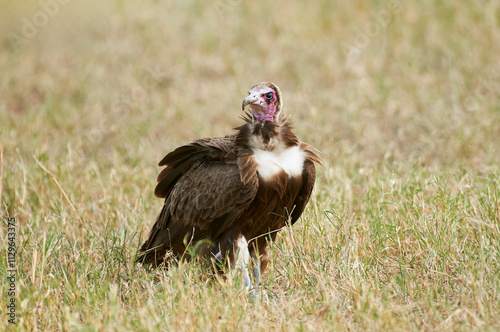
[{"x1": 136, "y1": 82, "x2": 321, "y2": 292}]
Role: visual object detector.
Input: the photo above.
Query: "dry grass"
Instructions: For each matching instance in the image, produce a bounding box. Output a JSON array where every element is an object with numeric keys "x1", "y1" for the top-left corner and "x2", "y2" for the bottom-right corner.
[{"x1": 1, "y1": 0, "x2": 500, "y2": 330}]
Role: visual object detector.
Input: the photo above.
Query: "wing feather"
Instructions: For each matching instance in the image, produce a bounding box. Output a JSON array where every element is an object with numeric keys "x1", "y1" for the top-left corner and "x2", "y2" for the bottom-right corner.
[
  {"x1": 137, "y1": 148, "x2": 259, "y2": 265},
  {"x1": 154, "y1": 135, "x2": 237, "y2": 198},
  {"x1": 167, "y1": 160, "x2": 258, "y2": 227},
  {"x1": 290, "y1": 151, "x2": 320, "y2": 225}
]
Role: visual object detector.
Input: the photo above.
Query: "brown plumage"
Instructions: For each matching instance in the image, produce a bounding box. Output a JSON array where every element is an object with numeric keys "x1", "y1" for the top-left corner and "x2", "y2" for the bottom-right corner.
[{"x1": 137, "y1": 82, "x2": 321, "y2": 279}]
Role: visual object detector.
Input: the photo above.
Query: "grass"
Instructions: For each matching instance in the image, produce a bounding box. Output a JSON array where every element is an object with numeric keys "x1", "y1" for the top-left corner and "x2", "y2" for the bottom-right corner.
[{"x1": 1, "y1": 0, "x2": 500, "y2": 330}]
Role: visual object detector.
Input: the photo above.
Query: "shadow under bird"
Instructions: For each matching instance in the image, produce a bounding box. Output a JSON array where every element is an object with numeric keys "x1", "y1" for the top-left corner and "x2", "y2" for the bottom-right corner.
[{"x1": 136, "y1": 82, "x2": 321, "y2": 293}]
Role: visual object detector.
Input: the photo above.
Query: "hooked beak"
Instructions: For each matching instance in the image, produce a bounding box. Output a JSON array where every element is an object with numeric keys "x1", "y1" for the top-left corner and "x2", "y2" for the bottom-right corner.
[{"x1": 242, "y1": 94, "x2": 260, "y2": 110}]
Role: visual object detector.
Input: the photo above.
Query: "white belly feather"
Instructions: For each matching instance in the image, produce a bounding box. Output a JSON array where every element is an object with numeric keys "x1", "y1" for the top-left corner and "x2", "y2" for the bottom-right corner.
[{"x1": 252, "y1": 145, "x2": 306, "y2": 181}]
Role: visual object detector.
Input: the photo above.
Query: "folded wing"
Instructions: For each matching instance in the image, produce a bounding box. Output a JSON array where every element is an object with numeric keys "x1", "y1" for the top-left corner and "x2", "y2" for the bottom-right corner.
[{"x1": 137, "y1": 138, "x2": 259, "y2": 265}]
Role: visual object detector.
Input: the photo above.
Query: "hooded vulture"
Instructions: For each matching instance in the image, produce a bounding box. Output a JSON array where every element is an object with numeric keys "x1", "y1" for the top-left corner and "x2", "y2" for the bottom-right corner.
[{"x1": 137, "y1": 82, "x2": 321, "y2": 291}]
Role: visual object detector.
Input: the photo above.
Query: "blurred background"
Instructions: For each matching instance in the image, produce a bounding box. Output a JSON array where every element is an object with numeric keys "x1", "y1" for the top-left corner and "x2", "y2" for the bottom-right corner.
[
  {"x1": 1, "y1": 0, "x2": 500, "y2": 329},
  {"x1": 2, "y1": 0, "x2": 499, "y2": 172}
]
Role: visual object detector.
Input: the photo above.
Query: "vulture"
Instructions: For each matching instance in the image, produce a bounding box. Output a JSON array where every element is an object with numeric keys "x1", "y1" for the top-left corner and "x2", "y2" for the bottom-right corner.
[{"x1": 137, "y1": 82, "x2": 321, "y2": 292}]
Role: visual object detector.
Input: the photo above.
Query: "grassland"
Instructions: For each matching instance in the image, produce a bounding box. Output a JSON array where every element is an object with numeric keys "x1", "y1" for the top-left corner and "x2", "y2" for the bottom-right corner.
[{"x1": 1, "y1": 0, "x2": 500, "y2": 330}]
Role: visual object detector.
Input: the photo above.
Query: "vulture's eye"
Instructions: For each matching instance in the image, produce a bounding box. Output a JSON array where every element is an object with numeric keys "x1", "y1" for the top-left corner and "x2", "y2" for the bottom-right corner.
[{"x1": 265, "y1": 92, "x2": 273, "y2": 100}]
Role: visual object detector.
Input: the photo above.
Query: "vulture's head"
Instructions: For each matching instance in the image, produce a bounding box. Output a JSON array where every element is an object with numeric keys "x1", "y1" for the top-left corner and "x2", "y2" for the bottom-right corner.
[{"x1": 242, "y1": 82, "x2": 282, "y2": 123}]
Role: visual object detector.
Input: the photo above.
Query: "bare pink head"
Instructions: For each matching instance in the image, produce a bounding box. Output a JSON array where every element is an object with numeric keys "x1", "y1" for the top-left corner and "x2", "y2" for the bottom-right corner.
[{"x1": 242, "y1": 82, "x2": 282, "y2": 123}]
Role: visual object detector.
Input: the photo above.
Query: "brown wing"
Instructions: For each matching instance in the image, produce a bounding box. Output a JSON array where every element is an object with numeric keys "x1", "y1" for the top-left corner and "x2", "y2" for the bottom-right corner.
[
  {"x1": 163, "y1": 160, "x2": 258, "y2": 229},
  {"x1": 137, "y1": 142, "x2": 259, "y2": 265},
  {"x1": 290, "y1": 148, "x2": 321, "y2": 225},
  {"x1": 154, "y1": 135, "x2": 238, "y2": 198}
]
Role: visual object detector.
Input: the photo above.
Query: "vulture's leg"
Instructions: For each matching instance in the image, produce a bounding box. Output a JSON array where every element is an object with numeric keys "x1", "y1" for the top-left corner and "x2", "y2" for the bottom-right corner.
[
  {"x1": 249, "y1": 251, "x2": 269, "y2": 303},
  {"x1": 251, "y1": 251, "x2": 262, "y2": 286},
  {"x1": 234, "y1": 236, "x2": 253, "y2": 291}
]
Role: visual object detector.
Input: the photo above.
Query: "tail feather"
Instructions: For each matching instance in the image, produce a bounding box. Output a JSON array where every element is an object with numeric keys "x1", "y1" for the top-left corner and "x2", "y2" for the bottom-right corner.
[{"x1": 136, "y1": 205, "x2": 172, "y2": 266}]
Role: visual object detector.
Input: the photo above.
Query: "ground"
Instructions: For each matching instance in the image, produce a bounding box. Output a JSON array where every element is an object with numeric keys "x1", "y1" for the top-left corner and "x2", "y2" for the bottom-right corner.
[{"x1": 1, "y1": 0, "x2": 499, "y2": 330}]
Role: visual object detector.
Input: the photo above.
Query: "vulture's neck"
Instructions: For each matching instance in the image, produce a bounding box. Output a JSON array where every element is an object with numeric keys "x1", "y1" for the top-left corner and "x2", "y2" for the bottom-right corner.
[
  {"x1": 235, "y1": 114, "x2": 307, "y2": 184},
  {"x1": 235, "y1": 115, "x2": 299, "y2": 152}
]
